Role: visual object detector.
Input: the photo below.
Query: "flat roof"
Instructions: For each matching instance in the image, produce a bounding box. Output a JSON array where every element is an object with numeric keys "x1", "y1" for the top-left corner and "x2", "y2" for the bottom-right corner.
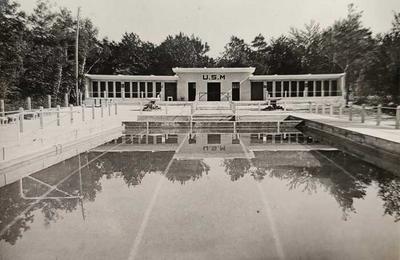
[
  {"x1": 85, "y1": 74, "x2": 178, "y2": 81},
  {"x1": 172, "y1": 67, "x2": 256, "y2": 73},
  {"x1": 249, "y1": 73, "x2": 345, "y2": 81}
]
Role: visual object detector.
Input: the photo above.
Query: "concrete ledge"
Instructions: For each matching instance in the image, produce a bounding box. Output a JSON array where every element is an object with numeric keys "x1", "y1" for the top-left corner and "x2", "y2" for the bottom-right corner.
[
  {"x1": 293, "y1": 117, "x2": 400, "y2": 175},
  {"x1": 0, "y1": 126, "x2": 123, "y2": 187}
]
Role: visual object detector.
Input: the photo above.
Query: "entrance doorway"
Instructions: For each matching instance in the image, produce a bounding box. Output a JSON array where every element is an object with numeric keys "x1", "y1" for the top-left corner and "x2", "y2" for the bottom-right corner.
[
  {"x1": 188, "y1": 82, "x2": 196, "y2": 101},
  {"x1": 207, "y1": 82, "x2": 221, "y2": 101},
  {"x1": 164, "y1": 82, "x2": 177, "y2": 101},
  {"x1": 251, "y1": 82, "x2": 263, "y2": 100},
  {"x1": 232, "y1": 82, "x2": 240, "y2": 101}
]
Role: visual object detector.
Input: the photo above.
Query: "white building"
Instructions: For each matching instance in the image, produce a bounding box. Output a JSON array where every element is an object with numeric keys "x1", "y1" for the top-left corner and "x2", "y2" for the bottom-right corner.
[{"x1": 84, "y1": 67, "x2": 345, "y2": 103}]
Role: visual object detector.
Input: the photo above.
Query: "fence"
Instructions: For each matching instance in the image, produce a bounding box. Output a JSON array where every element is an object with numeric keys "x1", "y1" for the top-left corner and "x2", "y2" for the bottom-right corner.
[
  {"x1": 307, "y1": 102, "x2": 400, "y2": 129},
  {"x1": 0, "y1": 99, "x2": 119, "y2": 162}
]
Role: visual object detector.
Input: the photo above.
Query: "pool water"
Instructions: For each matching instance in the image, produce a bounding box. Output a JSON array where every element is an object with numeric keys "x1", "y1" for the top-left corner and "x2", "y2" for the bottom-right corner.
[{"x1": 0, "y1": 131, "x2": 399, "y2": 260}]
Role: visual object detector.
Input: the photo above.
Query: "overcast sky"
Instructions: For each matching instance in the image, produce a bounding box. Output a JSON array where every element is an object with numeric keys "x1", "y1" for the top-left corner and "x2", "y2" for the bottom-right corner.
[{"x1": 18, "y1": 0, "x2": 400, "y2": 57}]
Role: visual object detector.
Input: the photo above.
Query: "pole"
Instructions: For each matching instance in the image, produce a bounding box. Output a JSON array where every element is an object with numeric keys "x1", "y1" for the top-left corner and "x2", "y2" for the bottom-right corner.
[
  {"x1": 0, "y1": 99, "x2": 4, "y2": 117},
  {"x1": 70, "y1": 104, "x2": 74, "y2": 124},
  {"x1": 376, "y1": 104, "x2": 382, "y2": 126},
  {"x1": 396, "y1": 105, "x2": 400, "y2": 129},
  {"x1": 47, "y1": 95, "x2": 51, "y2": 109},
  {"x1": 19, "y1": 107, "x2": 24, "y2": 133},
  {"x1": 75, "y1": 7, "x2": 80, "y2": 106},
  {"x1": 39, "y1": 106, "x2": 44, "y2": 129},
  {"x1": 26, "y1": 97, "x2": 31, "y2": 111},
  {"x1": 361, "y1": 104, "x2": 366, "y2": 123},
  {"x1": 57, "y1": 105, "x2": 61, "y2": 126}
]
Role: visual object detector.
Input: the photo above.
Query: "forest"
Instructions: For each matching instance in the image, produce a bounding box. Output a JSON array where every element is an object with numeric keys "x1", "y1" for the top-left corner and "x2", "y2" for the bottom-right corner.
[{"x1": 1, "y1": 0, "x2": 399, "y2": 106}]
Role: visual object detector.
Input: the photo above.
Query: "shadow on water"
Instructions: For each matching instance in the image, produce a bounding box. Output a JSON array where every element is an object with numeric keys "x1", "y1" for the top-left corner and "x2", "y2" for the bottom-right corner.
[{"x1": 0, "y1": 131, "x2": 399, "y2": 246}]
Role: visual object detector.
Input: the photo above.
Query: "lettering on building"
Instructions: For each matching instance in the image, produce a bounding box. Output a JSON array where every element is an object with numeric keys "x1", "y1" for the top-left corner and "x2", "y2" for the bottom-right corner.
[{"x1": 202, "y1": 74, "x2": 226, "y2": 80}]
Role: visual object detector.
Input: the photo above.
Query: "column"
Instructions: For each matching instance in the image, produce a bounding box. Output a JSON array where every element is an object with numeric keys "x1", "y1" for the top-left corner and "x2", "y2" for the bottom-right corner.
[
  {"x1": 152, "y1": 81, "x2": 156, "y2": 98},
  {"x1": 161, "y1": 82, "x2": 165, "y2": 101},
  {"x1": 321, "y1": 81, "x2": 325, "y2": 97},
  {"x1": 313, "y1": 81, "x2": 316, "y2": 97},
  {"x1": 272, "y1": 81, "x2": 276, "y2": 98},
  {"x1": 130, "y1": 82, "x2": 133, "y2": 98},
  {"x1": 296, "y1": 81, "x2": 299, "y2": 97},
  {"x1": 288, "y1": 81, "x2": 292, "y2": 97},
  {"x1": 328, "y1": 80, "x2": 332, "y2": 96},
  {"x1": 263, "y1": 81, "x2": 267, "y2": 100},
  {"x1": 113, "y1": 81, "x2": 116, "y2": 98},
  {"x1": 96, "y1": 81, "x2": 101, "y2": 97}
]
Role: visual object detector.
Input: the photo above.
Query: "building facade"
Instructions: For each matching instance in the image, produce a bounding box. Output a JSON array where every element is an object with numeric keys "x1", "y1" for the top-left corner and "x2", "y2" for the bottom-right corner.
[{"x1": 84, "y1": 67, "x2": 345, "y2": 103}]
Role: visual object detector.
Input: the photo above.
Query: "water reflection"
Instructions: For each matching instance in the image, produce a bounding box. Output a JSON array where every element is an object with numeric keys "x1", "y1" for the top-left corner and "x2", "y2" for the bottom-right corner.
[{"x1": 0, "y1": 131, "x2": 399, "y2": 247}]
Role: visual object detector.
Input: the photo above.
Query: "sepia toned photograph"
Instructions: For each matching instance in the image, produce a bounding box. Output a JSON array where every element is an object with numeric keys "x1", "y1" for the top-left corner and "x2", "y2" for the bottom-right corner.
[{"x1": 0, "y1": 0, "x2": 400, "y2": 259}]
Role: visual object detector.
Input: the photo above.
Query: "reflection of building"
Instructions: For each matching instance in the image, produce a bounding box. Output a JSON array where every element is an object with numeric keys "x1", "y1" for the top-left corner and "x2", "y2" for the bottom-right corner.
[{"x1": 84, "y1": 67, "x2": 345, "y2": 103}]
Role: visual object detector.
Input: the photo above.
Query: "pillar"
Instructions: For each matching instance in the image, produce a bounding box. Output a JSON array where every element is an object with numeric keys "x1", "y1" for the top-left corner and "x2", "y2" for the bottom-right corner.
[
  {"x1": 288, "y1": 81, "x2": 292, "y2": 97},
  {"x1": 313, "y1": 81, "x2": 316, "y2": 97},
  {"x1": 272, "y1": 81, "x2": 276, "y2": 98},
  {"x1": 113, "y1": 81, "x2": 116, "y2": 98},
  {"x1": 328, "y1": 80, "x2": 332, "y2": 96},
  {"x1": 296, "y1": 81, "x2": 299, "y2": 97},
  {"x1": 321, "y1": 81, "x2": 325, "y2": 97}
]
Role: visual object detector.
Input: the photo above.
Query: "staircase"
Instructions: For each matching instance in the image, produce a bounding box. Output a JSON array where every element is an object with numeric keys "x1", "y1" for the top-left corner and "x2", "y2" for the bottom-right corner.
[{"x1": 192, "y1": 101, "x2": 234, "y2": 121}]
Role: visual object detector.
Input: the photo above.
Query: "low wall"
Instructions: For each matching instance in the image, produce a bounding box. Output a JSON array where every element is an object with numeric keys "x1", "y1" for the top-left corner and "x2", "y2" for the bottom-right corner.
[{"x1": 293, "y1": 116, "x2": 400, "y2": 175}]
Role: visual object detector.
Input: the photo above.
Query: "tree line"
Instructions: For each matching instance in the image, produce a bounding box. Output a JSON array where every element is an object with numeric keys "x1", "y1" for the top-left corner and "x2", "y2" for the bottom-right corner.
[{"x1": 1, "y1": 1, "x2": 399, "y2": 107}]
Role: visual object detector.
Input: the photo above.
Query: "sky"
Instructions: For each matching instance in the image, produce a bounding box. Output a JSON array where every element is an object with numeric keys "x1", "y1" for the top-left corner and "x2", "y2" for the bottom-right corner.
[{"x1": 17, "y1": 0, "x2": 400, "y2": 57}]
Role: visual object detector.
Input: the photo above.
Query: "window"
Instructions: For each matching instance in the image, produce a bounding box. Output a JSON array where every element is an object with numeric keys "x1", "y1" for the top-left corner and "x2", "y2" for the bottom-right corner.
[
  {"x1": 92, "y1": 81, "x2": 99, "y2": 97},
  {"x1": 290, "y1": 81, "x2": 297, "y2": 97},
  {"x1": 100, "y1": 82, "x2": 106, "y2": 97},
  {"x1": 108, "y1": 82, "x2": 114, "y2": 98},
  {"x1": 156, "y1": 82, "x2": 162, "y2": 98},
  {"x1": 124, "y1": 82, "x2": 130, "y2": 98},
  {"x1": 132, "y1": 82, "x2": 138, "y2": 98},
  {"x1": 140, "y1": 82, "x2": 146, "y2": 98},
  {"x1": 115, "y1": 82, "x2": 121, "y2": 98},
  {"x1": 307, "y1": 81, "x2": 314, "y2": 97},
  {"x1": 147, "y1": 82, "x2": 153, "y2": 98},
  {"x1": 298, "y1": 81, "x2": 305, "y2": 97},
  {"x1": 275, "y1": 81, "x2": 282, "y2": 97}
]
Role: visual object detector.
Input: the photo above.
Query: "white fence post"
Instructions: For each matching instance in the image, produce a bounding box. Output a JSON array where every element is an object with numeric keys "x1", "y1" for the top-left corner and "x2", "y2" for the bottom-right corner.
[
  {"x1": 82, "y1": 104, "x2": 86, "y2": 122},
  {"x1": 0, "y1": 99, "x2": 4, "y2": 117},
  {"x1": 26, "y1": 97, "x2": 32, "y2": 111},
  {"x1": 39, "y1": 106, "x2": 44, "y2": 129},
  {"x1": 47, "y1": 95, "x2": 51, "y2": 109},
  {"x1": 19, "y1": 107, "x2": 24, "y2": 133},
  {"x1": 349, "y1": 102, "x2": 353, "y2": 121},
  {"x1": 361, "y1": 104, "x2": 366, "y2": 123},
  {"x1": 57, "y1": 105, "x2": 61, "y2": 126},
  {"x1": 396, "y1": 105, "x2": 400, "y2": 129},
  {"x1": 70, "y1": 104, "x2": 74, "y2": 124},
  {"x1": 101, "y1": 104, "x2": 104, "y2": 118},
  {"x1": 108, "y1": 103, "x2": 111, "y2": 116},
  {"x1": 329, "y1": 104, "x2": 333, "y2": 116},
  {"x1": 114, "y1": 102, "x2": 118, "y2": 115},
  {"x1": 308, "y1": 102, "x2": 312, "y2": 113},
  {"x1": 376, "y1": 104, "x2": 382, "y2": 126},
  {"x1": 339, "y1": 106, "x2": 343, "y2": 118},
  {"x1": 64, "y1": 93, "x2": 69, "y2": 107},
  {"x1": 92, "y1": 105, "x2": 95, "y2": 120}
]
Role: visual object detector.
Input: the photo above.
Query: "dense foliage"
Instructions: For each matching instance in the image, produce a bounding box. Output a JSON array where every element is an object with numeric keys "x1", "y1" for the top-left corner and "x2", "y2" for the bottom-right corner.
[{"x1": 0, "y1": 1, "x2": 399, "y2": 105}]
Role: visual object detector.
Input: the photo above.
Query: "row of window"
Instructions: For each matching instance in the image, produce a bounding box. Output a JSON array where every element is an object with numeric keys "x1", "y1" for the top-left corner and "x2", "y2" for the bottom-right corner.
[
  {"x1": 91, "y1": 81, "x2": 163, "y2": 98},
  {"x1": 260, "y1": 80, "x2": 340, "y2": 97}
]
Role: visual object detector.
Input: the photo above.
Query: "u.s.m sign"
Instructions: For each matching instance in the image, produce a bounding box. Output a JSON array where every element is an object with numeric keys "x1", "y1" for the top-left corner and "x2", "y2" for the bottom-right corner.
[{"x1": 202, "y1": 74, "x2": 226, "y2": 80}]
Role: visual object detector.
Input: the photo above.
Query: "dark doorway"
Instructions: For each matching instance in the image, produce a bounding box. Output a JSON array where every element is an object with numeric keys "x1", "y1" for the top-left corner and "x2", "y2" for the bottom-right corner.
[
  {"x1": 251, "y1": 82, "x2": 263, "y2": 100},
  {"x1": 188, "y1": 82, "x2": 196, "y2": 101},
  {"x1": 164, "y1": 82, "x2": 177, "y2": 101},
  {"x1": 207, "y1": 82, "x2": 221, "y2": 101},
  {"x1": 232, "y1": 82, "x2": 240, "y2": 101}
]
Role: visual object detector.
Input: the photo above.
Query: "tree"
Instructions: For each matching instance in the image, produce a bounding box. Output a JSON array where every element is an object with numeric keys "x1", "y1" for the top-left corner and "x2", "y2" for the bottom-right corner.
[
  {"x1": 268, "y1": 36, "x2": 302, "y2": 74},
  {"x1": 218, "y1": 36, "x2": 251, "y2": 67},
  {"x1": 250, "y1": 34, "x2": 270, "y2": 74},
  {"x1": 321, "y1": 4, "x2": 376, "y2": 102},
  {"x1": 153, "y1": 32, "x2": 213, "y2": 75},
  {"x1": 0, "y1": 0, "x2": 26, "y2": 101},
  {"x1": 290, "y1": 21, "x2": 331, "y2": 73}
]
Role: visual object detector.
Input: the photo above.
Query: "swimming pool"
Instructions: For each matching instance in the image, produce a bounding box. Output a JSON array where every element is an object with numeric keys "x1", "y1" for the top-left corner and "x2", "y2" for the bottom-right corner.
[{"x1": 0, "y1": 130, "x2": 399, "y2": 259}]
